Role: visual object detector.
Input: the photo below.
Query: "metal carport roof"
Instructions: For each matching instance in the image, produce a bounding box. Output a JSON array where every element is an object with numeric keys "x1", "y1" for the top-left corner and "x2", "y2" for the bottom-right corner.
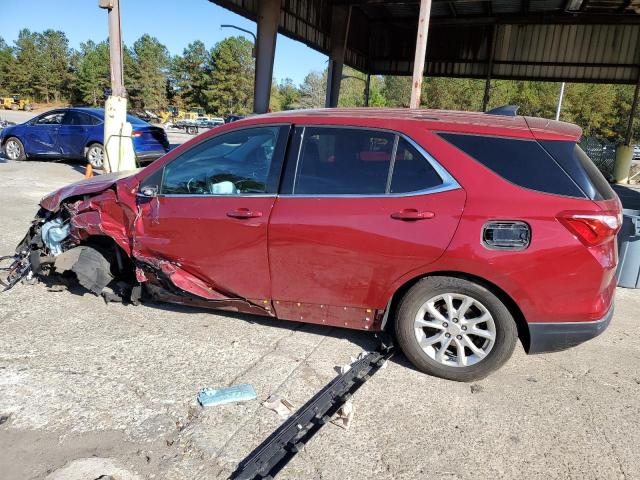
[{"x1": 210, "y1": 0, "x2": 640, "y2": 84}]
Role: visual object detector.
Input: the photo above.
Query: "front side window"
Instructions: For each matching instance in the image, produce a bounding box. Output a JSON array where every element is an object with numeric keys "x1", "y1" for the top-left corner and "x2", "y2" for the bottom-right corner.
[
  {"x1": 35, "y1": 112, "x2": 64, "y2": 125},
  {"x1": 161, "y1": 126, "x2": 281, "y2": 195}
]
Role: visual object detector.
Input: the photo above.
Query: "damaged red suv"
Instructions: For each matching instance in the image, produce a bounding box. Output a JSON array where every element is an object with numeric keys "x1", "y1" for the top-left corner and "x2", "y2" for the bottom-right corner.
[{"x1": 6, "y1": 109, "x2": 622, "y2": 381}]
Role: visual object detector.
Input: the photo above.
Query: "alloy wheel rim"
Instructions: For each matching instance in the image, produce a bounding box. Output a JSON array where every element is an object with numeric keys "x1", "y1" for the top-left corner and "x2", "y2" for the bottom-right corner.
[
  {"x1": 414, "y1": 293, "x2": 496, "y2": 367},
  {"x1": 6, "y1": 140, "x2": 20, "y2": 160},
  {"x1": 88, "y1": 146, "x2": 104, "y2": 168}
]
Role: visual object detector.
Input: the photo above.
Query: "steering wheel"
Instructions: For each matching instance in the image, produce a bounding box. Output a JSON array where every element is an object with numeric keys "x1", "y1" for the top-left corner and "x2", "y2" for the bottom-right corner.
[{"x1": 186, "y1": 177, "x2": 206, "y2": 194}]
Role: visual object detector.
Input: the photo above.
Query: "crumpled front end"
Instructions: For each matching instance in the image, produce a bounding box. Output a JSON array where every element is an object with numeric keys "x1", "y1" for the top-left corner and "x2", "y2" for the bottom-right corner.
[{"x1": 2, "y1": 177, "x2": 272, "y2": 317}]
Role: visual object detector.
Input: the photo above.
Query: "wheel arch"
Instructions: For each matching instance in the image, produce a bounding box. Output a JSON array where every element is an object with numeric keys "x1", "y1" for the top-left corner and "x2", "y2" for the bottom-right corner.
[{"x1": 383, "y1": 270, "x2": 531, "y2": 352}]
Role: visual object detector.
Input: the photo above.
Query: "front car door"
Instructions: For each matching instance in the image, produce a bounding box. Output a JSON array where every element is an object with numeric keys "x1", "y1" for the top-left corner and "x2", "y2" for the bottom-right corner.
[
  {"x1": 23, "y1": 110, "x2": 65, "y2": 157},
  {"x1": 58, "y1": 111, "x2": 97, "y2": 158},
  {"x1": 268, "y1": 125, "x2": 466, "y2": 330},
  {"x1": 134, "y1": 124, "x2": 290, "y2": 306}
]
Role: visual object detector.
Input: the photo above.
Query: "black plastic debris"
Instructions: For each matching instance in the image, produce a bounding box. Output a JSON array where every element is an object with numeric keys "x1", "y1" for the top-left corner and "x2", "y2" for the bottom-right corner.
[{"x1": 230, "y1": 340, "x2": 394, "y2": 480}]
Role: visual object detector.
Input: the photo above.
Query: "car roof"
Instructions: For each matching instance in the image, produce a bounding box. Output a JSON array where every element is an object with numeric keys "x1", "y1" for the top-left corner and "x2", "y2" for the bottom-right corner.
[
  {"x1": 70, "y1": 107, "x2": 105, "y2": 118},
  {"x1": 255, "y1": 108, "x2": 581, "y2": 141}
]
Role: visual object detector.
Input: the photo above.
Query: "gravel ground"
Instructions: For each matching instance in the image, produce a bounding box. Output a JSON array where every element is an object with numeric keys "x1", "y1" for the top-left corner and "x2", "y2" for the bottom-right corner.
[{"x1": 0, "y1": 157, "x2": 639, "y2": 480}]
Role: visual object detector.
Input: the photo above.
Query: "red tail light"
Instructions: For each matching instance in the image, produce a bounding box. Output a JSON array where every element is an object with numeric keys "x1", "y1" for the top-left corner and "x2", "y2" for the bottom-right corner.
[
  {"x1": 132, "y1": 131, "x2": 143, "y2": 138},
  {"x1": 558, "y1": 211, "x2": 622, "y2": 247}
]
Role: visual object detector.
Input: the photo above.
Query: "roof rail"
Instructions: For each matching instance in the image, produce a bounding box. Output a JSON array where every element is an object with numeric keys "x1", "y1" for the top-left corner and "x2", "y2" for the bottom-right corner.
[{"x1": 486, "y1": 105, "x2": 520, "y2": 116}]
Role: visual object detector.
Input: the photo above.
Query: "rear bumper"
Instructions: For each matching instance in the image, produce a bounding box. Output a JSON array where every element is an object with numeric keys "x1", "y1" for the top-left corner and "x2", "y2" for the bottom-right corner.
[
  {"x1": 527, "y1": 303, "x2": 614, "y2": 354},
  {"x1": 136, "y1": 150, "x2": 167, "y2": 163}
]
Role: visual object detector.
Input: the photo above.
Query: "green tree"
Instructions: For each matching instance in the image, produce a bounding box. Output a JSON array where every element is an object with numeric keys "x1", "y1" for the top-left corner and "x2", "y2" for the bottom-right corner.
[
  {"x1": 382, "y1": 76, "x2": 412, "y2": 107},
  {"x1": 34, "y1": 30, "x2": 71, "y2": 103},
  {"x1": 171, "y1": 40, "x2": 210, "y2": 109},
  {"x1": 73, "y1": 40, "x2": 110, "y2": 106},
  {"x1": 0, "y1": 37, "x2": 14, "y2": 96},
  {"x1": 127, "y1": 34, "x2": 170, "y2": 109},
  {"x1": 298, "y1": 71, "x2": 326, "y2": 109},
  {"x1": 205, "y1": 36, "x2": 254, "y2": 115},
  {"x1": 10, "y1": 29, "x2": 40, "y2": 98},
  {"x1": 277, "y1": 78, "x2": 301, "y2": 110}
]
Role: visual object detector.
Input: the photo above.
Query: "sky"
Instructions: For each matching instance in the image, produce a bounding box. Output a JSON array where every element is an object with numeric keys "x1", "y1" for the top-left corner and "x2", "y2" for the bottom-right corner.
[{"x1": 0, "y1": 0, "x2": 327, "y2": 85}]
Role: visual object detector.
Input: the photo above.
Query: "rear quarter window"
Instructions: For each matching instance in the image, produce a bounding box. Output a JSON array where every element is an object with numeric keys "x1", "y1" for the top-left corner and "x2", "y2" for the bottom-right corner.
[
  {"x1": 438, "y1": 133, "x2": 585, "y2": 198},
  {"x1": 540, "y1": 141, "x2": 616, "y2": 201}
]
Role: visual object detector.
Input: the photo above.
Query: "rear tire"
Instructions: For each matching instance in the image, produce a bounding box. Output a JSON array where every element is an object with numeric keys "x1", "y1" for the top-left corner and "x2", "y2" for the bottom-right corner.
[
  {"x1": 85, "y1": 143, "x2": 104, "y2": 170},
  {"x1": 394, "y1": 276, "x2": 518, "y2": 382},
  {"x1": 4, "y1": 137, "x2": 26, "y2": 161}
]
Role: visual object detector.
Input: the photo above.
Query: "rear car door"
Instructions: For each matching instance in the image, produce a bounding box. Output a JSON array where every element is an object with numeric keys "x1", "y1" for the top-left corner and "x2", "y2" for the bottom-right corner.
[
  {"x1": 134, "y1": 125, "x2": 289, "y2": 303},
  {"x1": 24, "y1": 111, "x2": 65, "y2": 156},
  {"x1": 58, "y1": 111, "x2": 95, "y2": 158},
  {"x1": 268, "y1": 125, "x2": 466, "y2": 328}
]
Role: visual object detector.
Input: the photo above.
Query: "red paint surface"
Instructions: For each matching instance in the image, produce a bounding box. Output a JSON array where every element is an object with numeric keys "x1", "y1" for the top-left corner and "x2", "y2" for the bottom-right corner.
[{"x1": 37, "y1": 108, "x2": 619, "y2": 335}]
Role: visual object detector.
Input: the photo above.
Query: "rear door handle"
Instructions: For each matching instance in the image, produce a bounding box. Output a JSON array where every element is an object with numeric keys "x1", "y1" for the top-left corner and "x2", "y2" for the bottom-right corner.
[
  {"x1": 227, "y1": 208, "x2": 263, "y2": 219},
  {"x1": 391, "y1": 209, "x2": 435, "y2": 221}
]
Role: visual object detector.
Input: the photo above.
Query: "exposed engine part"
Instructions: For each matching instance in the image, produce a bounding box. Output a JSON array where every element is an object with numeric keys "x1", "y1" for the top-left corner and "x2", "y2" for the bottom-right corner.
[
  {"x1": 230, "y1": 338, "x2": 395, "y2": 480},
  {"x1": 41, "y1": 218, "x2": 70, "y2": 256}
]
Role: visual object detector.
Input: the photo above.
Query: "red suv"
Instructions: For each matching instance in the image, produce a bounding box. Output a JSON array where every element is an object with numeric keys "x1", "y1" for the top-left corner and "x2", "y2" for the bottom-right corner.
[{"x1": 10, "y1": 109, "x2": 622, "y2": 381}]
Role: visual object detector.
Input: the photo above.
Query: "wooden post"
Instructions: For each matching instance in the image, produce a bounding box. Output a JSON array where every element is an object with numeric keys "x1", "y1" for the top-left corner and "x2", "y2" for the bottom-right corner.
[
  {"x1": 101, "y1": 0, "x2": 125, "y2": 97},
  {"x1": 410, "y1": 0, "x2": 432, "y2": 109}
]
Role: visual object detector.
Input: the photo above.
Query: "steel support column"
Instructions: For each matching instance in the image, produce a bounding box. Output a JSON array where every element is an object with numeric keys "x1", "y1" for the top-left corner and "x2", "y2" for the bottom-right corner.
[
  {"x1": 254, "y1": 0, "x2": 280, "y2": 114},
  {"x1": 364, "y1": 74, "x2": 371, "y2": 107},
  {"x1": 624, "y1": 74, "x2": 640, "y2": 146},
  {"x1": 482, "y1": 25, "x2": 497, "y2": 112},
  {"x1": 325, "y1": 5, "x2": 351, "y2": 108},
  {"x1": 410, "y1": 0, "x2": 432, "y2": 109}
]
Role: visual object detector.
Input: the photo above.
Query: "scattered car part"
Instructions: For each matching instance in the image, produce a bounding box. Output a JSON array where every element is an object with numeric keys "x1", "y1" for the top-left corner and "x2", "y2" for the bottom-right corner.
[
  {"x1": 262, "y1": 395, "x2": 295, "y2": 419},
  {"x1": 198, "y1": 384, "x2": 257, "y2": 407},
  {"x1": 230, "y1": 340, "x2": 394, "y2": 480}
]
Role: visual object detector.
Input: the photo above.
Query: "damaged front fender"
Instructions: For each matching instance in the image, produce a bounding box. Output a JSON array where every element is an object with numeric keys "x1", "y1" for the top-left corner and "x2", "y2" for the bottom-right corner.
[{"x1": 3, "y1": 172, "x2": 273, "y2": 317}]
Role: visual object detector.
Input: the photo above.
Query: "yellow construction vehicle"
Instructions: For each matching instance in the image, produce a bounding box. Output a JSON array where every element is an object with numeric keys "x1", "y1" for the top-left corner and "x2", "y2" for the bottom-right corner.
[
  {"x1": 157, "y1": 106, "x2": 204, "y2": 124},
  {"x1": 0, "y1": 95, "x2": 32, "y2": 111}
]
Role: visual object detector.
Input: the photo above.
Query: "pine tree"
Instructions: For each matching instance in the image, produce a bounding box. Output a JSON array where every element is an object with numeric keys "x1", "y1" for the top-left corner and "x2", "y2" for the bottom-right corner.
[{"x1": 205, "y1": 36, "x2": 254, "y2": 115}]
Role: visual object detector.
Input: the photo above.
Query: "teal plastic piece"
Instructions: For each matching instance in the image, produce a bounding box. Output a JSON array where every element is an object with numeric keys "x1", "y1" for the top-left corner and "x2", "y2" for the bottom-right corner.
[{"x1": 197, "y1": 384, "x2": 257, "y2": 407}]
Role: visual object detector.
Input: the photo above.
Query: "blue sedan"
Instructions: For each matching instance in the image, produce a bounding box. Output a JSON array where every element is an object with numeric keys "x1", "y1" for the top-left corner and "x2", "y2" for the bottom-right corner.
[{"x1": 0, "y1": 107, "x2": 170, "y2": 169}]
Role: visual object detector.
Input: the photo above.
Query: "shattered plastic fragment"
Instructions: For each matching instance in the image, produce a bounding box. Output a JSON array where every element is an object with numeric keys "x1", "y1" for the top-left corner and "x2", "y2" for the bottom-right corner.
[
  {"x1": 197, "y1": 384, "x2": 257, "y2": 407},
  {"x1": 331, "y1": 399, "x2": 354, "y2": 430},
  {"x1": 262, "y1": 395, "x2": 295, "y2": 419}
]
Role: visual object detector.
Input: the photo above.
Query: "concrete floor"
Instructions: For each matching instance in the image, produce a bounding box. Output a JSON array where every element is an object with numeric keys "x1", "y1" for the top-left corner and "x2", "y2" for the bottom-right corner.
[{"x1": 0, "y1": 159, "x2": 639, "y2": 480}]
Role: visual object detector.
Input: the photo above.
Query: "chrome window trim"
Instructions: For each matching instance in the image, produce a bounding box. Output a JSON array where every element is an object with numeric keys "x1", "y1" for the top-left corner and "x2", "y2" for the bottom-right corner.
[
  {"x1": 153, "y1": 193, "x2": 277, "y2": 199},
  {"x1": 280, "y1": 130, "x2": 460, "y2": 198}
]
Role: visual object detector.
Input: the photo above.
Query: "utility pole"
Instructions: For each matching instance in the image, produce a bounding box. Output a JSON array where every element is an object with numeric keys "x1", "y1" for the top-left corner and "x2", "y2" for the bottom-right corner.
[
  {"x1": 410, "y1": 0, "x2": 432, "y2": 109},
  {"x1": 98, "y1": 0, "x2": 135, "y2": 173}
]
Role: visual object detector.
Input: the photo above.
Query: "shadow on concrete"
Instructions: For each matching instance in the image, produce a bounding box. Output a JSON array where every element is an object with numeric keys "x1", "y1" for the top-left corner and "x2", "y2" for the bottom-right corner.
[
  {"x1": 613, "y1": 184, "x2": 640, "y2": 210},
  {"x1": 147, "y1": 298, "x2": 382, "y2": 355}
]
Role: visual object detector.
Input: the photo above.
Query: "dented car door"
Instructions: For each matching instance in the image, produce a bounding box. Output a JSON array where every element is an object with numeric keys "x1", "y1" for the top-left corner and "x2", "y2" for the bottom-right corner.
[{"x1": 134, "y1": 125, "x2": 289, "y2": 304}]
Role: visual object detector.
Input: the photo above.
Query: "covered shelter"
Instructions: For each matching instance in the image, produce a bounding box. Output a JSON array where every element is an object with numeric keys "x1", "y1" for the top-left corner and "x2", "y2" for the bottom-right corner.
[{"x1": 208, "y1": 0, "x2": 640, "y2": 179}]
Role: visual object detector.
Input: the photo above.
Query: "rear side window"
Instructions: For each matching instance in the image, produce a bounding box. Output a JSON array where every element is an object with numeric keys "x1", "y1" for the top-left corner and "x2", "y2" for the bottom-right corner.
[
  {"x1": 63, "y1": 111, "x2": 99, "y2": 126},
  {"x1": 438, "y1": 133, "x2": 585, "y2": 198},
  {"x1": 540, "y1": 141, "x2": 616, "y2": 201},
  {"x1": 286, "y1": 127, "x2": 445, "y2": 195},
  {"x1": 293, "y1": 127, "x2": 394, "y2": 195}
]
